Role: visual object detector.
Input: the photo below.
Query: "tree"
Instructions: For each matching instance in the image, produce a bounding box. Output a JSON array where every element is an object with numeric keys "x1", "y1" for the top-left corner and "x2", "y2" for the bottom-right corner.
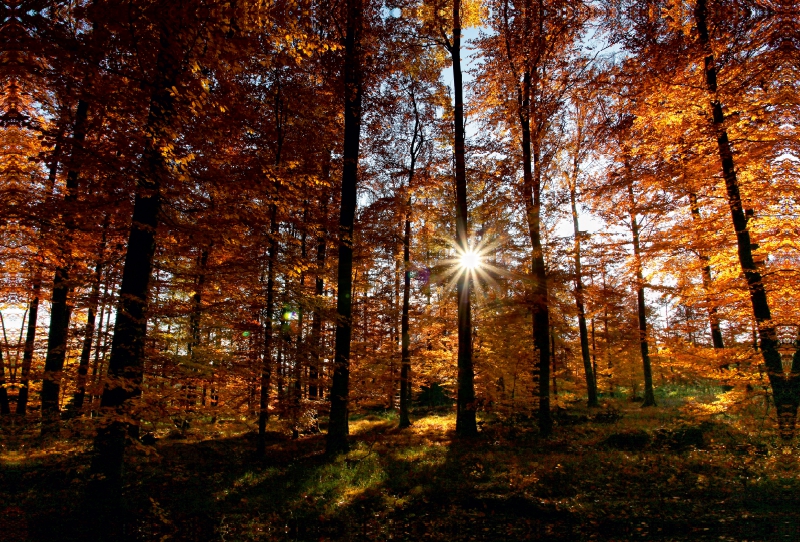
[{"x1": 327, "y1": 0, "x2": 366, "y2": 455}]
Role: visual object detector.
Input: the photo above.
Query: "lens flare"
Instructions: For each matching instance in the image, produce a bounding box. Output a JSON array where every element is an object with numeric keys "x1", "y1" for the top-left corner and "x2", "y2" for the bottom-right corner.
[{"x1": 460, "y1": 249, "x2": 481, "y2": 270}]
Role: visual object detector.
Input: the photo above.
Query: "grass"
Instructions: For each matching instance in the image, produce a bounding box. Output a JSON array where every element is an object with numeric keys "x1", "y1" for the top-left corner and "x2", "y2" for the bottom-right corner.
[{"x1": 2, "y1": 389, "x2": 799, "y2": 541}]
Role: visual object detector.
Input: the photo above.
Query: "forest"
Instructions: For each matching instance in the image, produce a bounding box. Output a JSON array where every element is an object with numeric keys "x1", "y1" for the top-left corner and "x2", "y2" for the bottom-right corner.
[{"x1": 0, "y1": 0, "x2": 798, "y2": 539}]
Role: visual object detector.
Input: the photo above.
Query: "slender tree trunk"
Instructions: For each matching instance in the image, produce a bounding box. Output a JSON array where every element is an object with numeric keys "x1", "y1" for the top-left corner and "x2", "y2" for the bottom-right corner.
[
  {"x1": 551, "y1": 332, "x2": 557, "y2": 401},
  {"x1": 67, "y1": 213, "x2": 110, "y2": 414},
  {"x1": 399, "y1": 87, "x2": 423, "y2": 429},
  {"x1": 18, "y1": 117, "x2": 65, "y2": 416},
  {"x1": 309, "y1": 187, "x2": 329, "y2": 399},
  {"x1": 0, "y1": 325, "x2": 9, "y2": 414},
  {"x1": 688, "y1": 191, "x2": 725, "y2": 349},
  {"x1": 627, "y1": 180, "x2": 656, "y2": 407},
  {"x1": 90, "y1": 276, "x2": 111, "y2": 405},
  {"x1": 326, "y1": 0, "x2": 364, "y2": 456},
  {"x1": 448, "y1": 0, "x2": 477, "y2": 438},
  {"x1": 17, "y1": 272, "x2": 41, "y2": 415},
  {"x1": 399, "y1": 203, "x2": 413, "y2": 428},
  {"x1": 257, "y1": 204, "x2": 279, "y2": 455},
  {"x1": 570, "y1": 175, "x2": 598, "y2": 407},
  {"x1": 90, "y1": 38, "x2": 178, "y2": 505},
  {"x1": 292, "y1": 205, "x2": 308, "y2": 438},
  {"x1": 257, "y1": 77, "x2": 286, "y2": 454},
  {"x1": 694, "y1": 0, "x2": 795, "y2": 437},
  {"x1": 41, "y1": 98, "x2": 90, "y2": 429}
]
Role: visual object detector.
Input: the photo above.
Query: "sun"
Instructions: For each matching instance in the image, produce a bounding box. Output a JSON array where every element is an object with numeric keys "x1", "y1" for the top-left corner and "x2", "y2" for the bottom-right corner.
[{"x1": 459, "y1": 248, "x2": 482, "y2": 270}]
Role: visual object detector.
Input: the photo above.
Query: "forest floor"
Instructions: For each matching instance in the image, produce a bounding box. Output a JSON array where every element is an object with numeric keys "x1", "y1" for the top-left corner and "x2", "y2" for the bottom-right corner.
[{"x1": 3, "y1": 388, "x2": 800, "y2": 541}]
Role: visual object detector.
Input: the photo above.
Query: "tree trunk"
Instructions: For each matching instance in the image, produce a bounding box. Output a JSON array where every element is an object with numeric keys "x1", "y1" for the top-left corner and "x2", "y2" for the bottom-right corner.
[
  {"x1": 449, "y1": 0, "x2": 477, "y2": 438},
  {"x1": 90, "y1": 39, "x2": 178, "y2": 505},
  {"x1": 257, "y1": 76, "x2": 287, "y2": 454},
  {"x1": 694, "y1": 0, "x2": 796, "y2": 437},
  {"x1": 502, "y1": 1, "x2": 550, "y2": 434},
  {"x1": 0, "y1": 325, "x2": 9, "y2": 414},
  {"x1": 257, "y1": 203, "x2": 279, "y2": 455},
  {"x1": 292, "y1": 204, "x2": 308, "y2": 438},
  {"x1": 570, "y1": 174, "x2": 598, "y2": 407},
  {"x1": 309, "y1": 186, "x2": 329, "y2": 399},
  {"x1": 41, "y1": 98, "x2": 90, "y2": 429},
  {"x1": 326, "y1": 0, "x2": 364, "y2": 456},
  {"x1": 66, "y1": 213, "x2": 110, "y2": 414},
  {"x1": 17, "y1": 272, "x2": 41, "y2": 415},
  {"x1": 627, "y1": 180, "x2": 656, "y2": 407},
  {"x1": 399, "y1": 204, "x2": 413, "y2": 428}
]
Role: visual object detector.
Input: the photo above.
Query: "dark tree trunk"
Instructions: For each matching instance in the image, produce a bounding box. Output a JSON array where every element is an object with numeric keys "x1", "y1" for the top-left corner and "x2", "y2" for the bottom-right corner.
[
  {"x1": 90, "y1": 39, "x2": 178, "y2": 505},
  {"x1": 17, "y1": 271, "x2": 41, "y2": 415},
  {"x1": 522, "y1": 103, "x2": 552, "y2": 435},
  {"x1": 326, "y1": 0, "x2": 364, "y2": 456},
  {"x1": 449, "y1": 0, "x2": 477, "y2": 438},
  {"x1": 399, "y1": 86, "x2": 423, "y2": 429},
  {"x1": 292, "y1": 204, "x2": 308, "y2": 438},
  {"x1": 570, "y1": 175, "x2": 598, "y2": 407},
  {"x1": 258, "y1": 76, "x2": 286, "y2": 454},
  {"x1": 41, "y1": 98, "x2": 90, "y2": 428},
  {"x1": 627, "y1": 181, "x2": 656, "y2": 407},
  {"x1": 66, "y1": 213, "x2": 110, "y2": 414},
  {"x1": 257, "y1": 203, "x2": 279, "y2": 455},
  {"x1": 0, "y1": 329, "x2": 9, "y2": 414},
  {"x1": 399, "y1": 205, "x2": 412, "y2": 428},
  {"x1": 309, "y1": 187, "x2": 329, "y2": 399},
  {"x1": 694, "y1": 0, "x2": 796, "y2": 437}
]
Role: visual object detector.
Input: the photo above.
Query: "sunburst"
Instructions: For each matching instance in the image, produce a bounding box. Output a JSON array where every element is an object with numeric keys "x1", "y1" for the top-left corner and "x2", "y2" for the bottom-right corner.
[{"x1": 435, "y1": 235, "x2": 507, "y2": 300}]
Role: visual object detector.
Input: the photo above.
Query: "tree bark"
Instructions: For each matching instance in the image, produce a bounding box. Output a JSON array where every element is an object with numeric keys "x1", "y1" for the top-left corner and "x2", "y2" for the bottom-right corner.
[
  {"x1": 0, "y1": 324, "x2": 9, "y2": 414},
  {"x1": 325, "y1": 0, "x2": 364, "y2": 456},
  {"x1": 501, "y1": 0, "x2": 551, "y2": 435},
  {"x1": 309, "y1": 185, "x2": 330, "y2": 399},
  {"x1": 694, "y1": 0, "x2": 796, "y2": 437},
  {"x1": 399, "y1": 203, "x2": 413, "y2": 428},
  {"x1": 66, "y1": 213, "x2": 110, "y2": 414},
  {"x1": 447, "y1": 0, "x2": 478, "y2": 438},
  {"x1": 570, "y1": 172, "x2": 598, "y2": 407},
  {"x1": 627, "y1": 180, "x2": 656, "y2": 407},
  {"x1": 257, "y1": 75, "x2": 287, "y2": 454},
  {"x1": 90, "y1": 37, "x2": 179, "y2": 504},
  {"x1": 40, "y1": 98, "x2": 90, "y2": 428}
]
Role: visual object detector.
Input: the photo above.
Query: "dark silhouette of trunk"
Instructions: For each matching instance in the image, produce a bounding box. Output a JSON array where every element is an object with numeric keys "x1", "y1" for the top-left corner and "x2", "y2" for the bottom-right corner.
[
  {"x1": 326, "y1": 0, "x2": 364, "y2": 456},
  {"x1": 0, "y1": 328, "x2": 9, "y2": 414},
  {"x1": 694, "y1": 0, "x2": 796, "y2": 437},
  {"x1": 66, "y1": 213, "x2": 110, "y2": 414},
  {"x1": 292, "y1": 204, "x2": 308, "y2": 438},
  {"x1": 399, "y1": 209, "x2": 413, "y2": 428},
  {"x1": 19, "y1": 88, "x2": 68, "y2": 416},
  {"x1": 550, "y1": 332, "x2": 557, "y2": 400},
  {"x1": 627, "y1": 180, "x2": 656, "y2": 407},
  {"x1": 569, "y1": 169, "x2": 598, "y2": 407},
  {"x1": 189, "y1": 246, "x2": 210, "y2": 358},
  {"x1": 181, "y1": 244, "x2": 210, "y2": 426},
  {"x1": 399, "y1": 87, "x2": 423, "y2": 429},
  {"x1": 40, "y1": 98, "x2": 90, "y2": 428},
  {"x1": 688, "y1": 191, "x2": 724, "y2": 349},
  {"x1": 90, "y1": 37, "x2": 179, "y2": 507},
  {"x1": 89, "y1": 275, "x2": 112, "y2": 405},
  {"x1": 257, "y1": 189, "x2": 280, "y2": 453},
  {"x1": 257, "y1": 76, "x2": 286, "y2": 455},
  {"x1": 501, "y1": 0, "x2": 550, "y2": 435},
  {"x1": 444, "y1": 0, "x2": 478, "y2": 438},
  {"x1": 309, "y1": 185, "x2": 329, "y2": 399},
  {"x1": 17, "y1": 271, "x2": 41, "y2": 415}
]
